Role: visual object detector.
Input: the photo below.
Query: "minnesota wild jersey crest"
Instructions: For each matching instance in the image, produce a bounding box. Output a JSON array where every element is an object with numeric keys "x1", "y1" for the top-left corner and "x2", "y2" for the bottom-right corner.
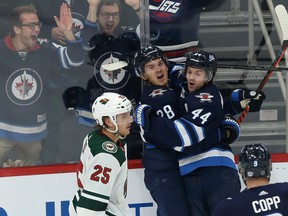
[{"x1": 102, "y1": 141, "x2": 118, "y2": 153}]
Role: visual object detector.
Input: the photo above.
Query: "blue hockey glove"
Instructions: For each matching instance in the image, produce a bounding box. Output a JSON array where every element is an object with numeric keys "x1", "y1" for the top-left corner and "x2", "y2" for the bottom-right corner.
[
  {"x1": 220, "y1": 115, "x2": 240, "y2": 145},
  {"x1": 134, "y1": 104, "x2": 153, "y2": 131},
  {"x1": 230, "y1": 89, "x2": 266, "y2": 113}
]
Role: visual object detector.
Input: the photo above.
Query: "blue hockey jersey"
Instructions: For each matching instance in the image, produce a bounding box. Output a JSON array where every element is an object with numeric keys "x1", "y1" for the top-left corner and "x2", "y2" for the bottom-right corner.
[
  {"x1": 212, "y1": 183, "x2": 288, "y2": 216},
  {"x1": 140, "y1": 84, "x2": 183, "y2": 170},
  {"x1": 149, "y1": 0, "x2": 201, "y2": 62},
  {"x1": 141, "y1": 79, "x2": 237, "y2": 175},
  {"x1": 0, "y1": 35, "x2": 84, "y2": 142}
]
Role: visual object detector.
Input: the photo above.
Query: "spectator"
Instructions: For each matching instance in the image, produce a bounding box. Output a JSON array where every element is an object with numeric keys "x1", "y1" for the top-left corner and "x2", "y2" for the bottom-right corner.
[
  {"x1": 63, "y1": 0, "x2": 142, "y2": 160},
  {"x1": 33, "y1": 0, "x2": 139, "y2": 44},
  {"x1": 69, "y1": 92, "x2": 133, "y2": 216},
  {"x1": 124, "y1": 0, "x2": 216, "y2": 62},
  {"x1": 0, "y1": 3, "x2": 84, "y2": 167},
  {"x1": 212, "y1": 143, "x2": 288, "y2": 216}
]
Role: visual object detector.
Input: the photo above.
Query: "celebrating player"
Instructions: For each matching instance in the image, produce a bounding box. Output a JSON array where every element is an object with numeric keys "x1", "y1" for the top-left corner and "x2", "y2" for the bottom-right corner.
[
  {"x1": 69, "y1": 92, "x2": 133, "y2": 216},
  {"x1": 134, "y1": 45, "x2": 191, "y2": 215},
  {"x1": 212, "y1": 143, "x2": 288, "y2": 216},
  {"x1": 134, "y1": 47, "x2": 266, "y2": 215}
]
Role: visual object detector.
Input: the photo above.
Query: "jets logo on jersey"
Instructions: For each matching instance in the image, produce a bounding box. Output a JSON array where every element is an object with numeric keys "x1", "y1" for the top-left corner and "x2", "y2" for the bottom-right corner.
[
  {"x1": 6, "y1": 68, "x2": 42, "y2": 106},
  {"x1": 195, "y1": 93, "x2": 213, "y2": 102},
  {"x1": 149, "y1": 88, "x2": 167, "y2": 98},
  {"x1": 150, "y1": 0, "x2": 183, "y2": 22},
  {"x1": 94, "y1": 52, "x2": 130, "y2": 90},
  {"x1": 102, "y1": 141, "x2": 118, "y2": 153}
]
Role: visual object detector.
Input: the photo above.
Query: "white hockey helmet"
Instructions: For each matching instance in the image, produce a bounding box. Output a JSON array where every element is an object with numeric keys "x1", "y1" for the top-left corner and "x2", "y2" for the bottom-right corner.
[{"x1": 92, "y1": 92, "x2": 132, "y2": 127}]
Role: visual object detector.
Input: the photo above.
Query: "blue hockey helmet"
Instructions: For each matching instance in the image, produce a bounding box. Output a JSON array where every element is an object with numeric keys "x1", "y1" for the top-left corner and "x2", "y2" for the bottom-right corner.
[
  {"x1": 184, "y1": 50, "x2": 217, "y2": 83},
  {"x1": 238, "y1": 143, "x2": 272, "y2": 181},
  {"x1": 134, "y1": 45, "x2": 169, "y2": 77}
]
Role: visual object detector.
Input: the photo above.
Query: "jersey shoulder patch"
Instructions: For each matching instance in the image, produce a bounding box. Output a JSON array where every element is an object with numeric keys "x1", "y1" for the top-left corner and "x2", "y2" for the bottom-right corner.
[
  {"x1": 87, "y1": 131, "x2": 126, "y2": 166},
  {"x1": 102, "y1": 141, "x2": 118, "y2": 153}
]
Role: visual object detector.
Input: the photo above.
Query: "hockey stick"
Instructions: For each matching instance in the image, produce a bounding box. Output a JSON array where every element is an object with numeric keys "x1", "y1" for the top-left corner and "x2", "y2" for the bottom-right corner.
[
  {"x1": 218, "y1": 64, "x2": 287, "y2": 71},
  {"x1": 237, "y1": 4, "x2": 288, "y2": 124}
]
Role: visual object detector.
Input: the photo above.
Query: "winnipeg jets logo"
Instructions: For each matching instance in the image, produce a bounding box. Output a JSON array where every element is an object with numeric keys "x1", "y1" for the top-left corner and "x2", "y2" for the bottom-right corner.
[
  {"x1": 149, "y1": 0, "x2": 182, "y2": 22},
  {"x1": 150, "y1": 0, "x2": 180, "y2": 13},
  {"x1": 6, "y1": 68, "x2": 42, "y2": 106},
  {"x1": 149, "y1": 89, "x2": 167, "y2": 98},
  {"x1": 195, "y1": 93, "x2": 213, "y2": 102},
  {"x1": 94, "y1": 52, "x2": 130, "y2": 90}
]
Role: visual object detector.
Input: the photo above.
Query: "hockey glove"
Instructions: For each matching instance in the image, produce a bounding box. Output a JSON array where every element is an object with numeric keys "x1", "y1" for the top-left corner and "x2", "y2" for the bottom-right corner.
[
  {"x1": 62, "y1": 86, "x2": 89, "y2": 110},
  {"x1": 134, "y1": 104, "x2": 153, "y2": 131},
  {"x1": 230, "y1": 89, "x2": 266, "y2": 113},
  {"x1": 220, "y1": 115, "x2": 240, "y2": 145}
]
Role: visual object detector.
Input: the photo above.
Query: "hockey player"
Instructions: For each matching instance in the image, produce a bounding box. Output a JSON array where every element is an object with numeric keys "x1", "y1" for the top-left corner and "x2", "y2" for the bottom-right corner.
[
  {"x1": 69, "y1": 92, "x2": 133, "y2": 216},
  {"x1": 212, "y1": 143, "x2": 288, "y2": 216},
  {"x1": 134, "y1": 45, "x2": 191, "y2": 216},
  {"x1": 0, "y1": 3, "x2": 84, "y2": 167},
  {"x1": 135, "y1": 48, "x2": 266, "y2": 216},
  {"x1": 133, "y1": 46, "x2": 252, "y2": 216}
]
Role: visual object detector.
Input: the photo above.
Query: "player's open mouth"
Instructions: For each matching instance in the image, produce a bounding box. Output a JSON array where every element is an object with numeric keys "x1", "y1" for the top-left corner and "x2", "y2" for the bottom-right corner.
[
  {"x1": 188, "y1": 82, "x2": 195, "y2": 87},
  {"x1": 157, "y1": 74, "x2": 164, "y2": 80}
]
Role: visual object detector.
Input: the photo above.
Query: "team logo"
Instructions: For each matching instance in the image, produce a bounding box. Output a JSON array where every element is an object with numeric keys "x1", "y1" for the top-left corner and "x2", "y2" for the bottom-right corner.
[
  {"x1": 71, "y1": 13, "x2": 85, "y2": 38},
  {"x1": 102, "y1": 141, "x2": 118, "y2": 153},
  {"x1": 6, "y1": 68, "x2": 43, "y2": 106},
  {"x1": 149, "y1": 88, "x2": 167, "y2": 97},
  {"x1": 149, "y1": 0, "x2": 183, "y2": 22},
  {"x1": 99, "y1": 98, "x2": 109, "y2": 104},
  {"x1": 94, "y1": 52, "x2": 130, "y2": 90},
  {"x1": 195, "y1": 93, "x2": 214, "y2": 102}
]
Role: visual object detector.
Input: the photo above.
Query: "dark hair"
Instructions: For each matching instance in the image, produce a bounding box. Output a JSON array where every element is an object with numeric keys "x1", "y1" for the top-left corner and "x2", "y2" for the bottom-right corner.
[
  {"x1": 9, "y1": 3, "x2": 37, "y2": 37},
  {"x1": 96, "y1": 0, "x2": 121, "y2": 17}
]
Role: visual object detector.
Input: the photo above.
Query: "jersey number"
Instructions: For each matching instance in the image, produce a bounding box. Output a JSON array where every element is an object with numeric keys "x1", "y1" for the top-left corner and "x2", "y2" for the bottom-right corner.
[
  {"x1": 90, "y1": 165, "x2": 112, "y2": 184},
  {"x1": 156, "y1": 105, "x2": 175, "y2": 119},
  {"x1": 191, "y1": 109, "x2": 211, "y2": 124}
]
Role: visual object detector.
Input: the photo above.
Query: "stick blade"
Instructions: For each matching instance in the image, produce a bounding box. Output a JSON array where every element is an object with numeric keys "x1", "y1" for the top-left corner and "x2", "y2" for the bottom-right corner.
[{"x1": 275, "y1": 4, "x2": 288, "y2": 45}]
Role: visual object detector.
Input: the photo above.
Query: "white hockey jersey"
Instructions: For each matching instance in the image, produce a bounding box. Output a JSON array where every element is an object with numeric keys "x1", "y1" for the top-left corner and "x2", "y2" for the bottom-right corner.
[{"x1": 69, "y1": 130, "x2": 131, "y2": 216}]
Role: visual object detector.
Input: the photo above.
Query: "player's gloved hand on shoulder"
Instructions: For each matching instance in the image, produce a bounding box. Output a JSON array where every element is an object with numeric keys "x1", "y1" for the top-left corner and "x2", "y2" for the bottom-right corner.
[
  {"x1": 230, "y1": 89, "x2": 266, "y2": 113},
  {"x1": 219, "y1": 115, "x2": 240, "y2": 145},
  {"x1": 134, "y1": 104, "x2": 154, "y2": 131}
]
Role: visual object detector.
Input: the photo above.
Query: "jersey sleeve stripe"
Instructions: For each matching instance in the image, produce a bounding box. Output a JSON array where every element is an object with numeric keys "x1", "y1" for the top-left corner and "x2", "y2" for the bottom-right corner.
[{"x1": 173, "y1": 118, "x2": 205, "y2": 152}]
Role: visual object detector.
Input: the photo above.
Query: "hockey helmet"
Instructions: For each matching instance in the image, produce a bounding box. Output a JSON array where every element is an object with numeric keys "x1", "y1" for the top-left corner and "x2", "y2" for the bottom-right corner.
[
  {"x1": 134, "y1": 45, "x2": 169, "y2": 77},
  {"x1": 238, "y1": 143, "x2": 272, "y2": 181},
  {"x1": 92, "y1": 92, "x2": 132, "y2": 127},
  {"x1": 184, "y1": 50, "x2": 217, "y2": 82}
]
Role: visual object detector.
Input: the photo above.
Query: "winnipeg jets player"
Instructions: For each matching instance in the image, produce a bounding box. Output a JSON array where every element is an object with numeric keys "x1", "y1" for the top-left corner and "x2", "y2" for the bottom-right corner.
[
  {"x1": 135, "y1": 49, "x2": 266, "y2": 216},
  {"x1": 212, "y1": 143, "x2": 288, "y2": 216}
]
